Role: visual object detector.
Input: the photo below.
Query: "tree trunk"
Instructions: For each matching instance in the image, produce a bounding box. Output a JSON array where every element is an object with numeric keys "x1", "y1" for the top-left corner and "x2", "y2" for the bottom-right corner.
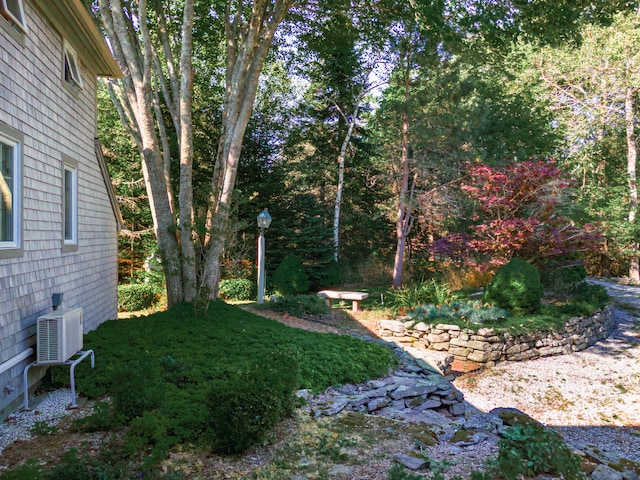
[
  {"x1": 392, "y1": 52, "x2": 413, "y2": 289},
  {"x1": 201, "y1": 0, "x2": 294, "y2": 300},
  {"x1": 100, "y1": 0, "x2": 184, "y2": 305},
  {"x1": 178, "y1": 0, "x2": 197, "y2": 301},
  {"x1": 333, "y1": 105, "x2": 359, "y2": 262},
  {"x1": 626, "y1": 87, "x2": 639, "y2": 282}
]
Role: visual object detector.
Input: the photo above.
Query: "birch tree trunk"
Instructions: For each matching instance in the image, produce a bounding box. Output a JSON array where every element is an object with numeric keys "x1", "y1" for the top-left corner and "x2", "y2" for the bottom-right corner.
[
  {"x1": 178, "y1": 1, "x2": 196, "y2": 301},
  {"x1": 625, "y1": 87, "x2": 639, "y2": 282},
  {"x1": 98, "y1": 0, "x2": 196, "y2": 306},
  {"x1": 201, "y1": 0, "x2": 295, "y2": 300},
  {"x1": 333, "y1": 105, "x2": 360, "y2": 262}
]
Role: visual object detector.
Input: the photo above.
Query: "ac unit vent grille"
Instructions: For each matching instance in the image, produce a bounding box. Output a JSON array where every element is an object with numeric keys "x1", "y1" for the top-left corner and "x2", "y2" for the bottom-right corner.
[{"x1": 36, "y1": 308, "x2": 83, "y2": 364}]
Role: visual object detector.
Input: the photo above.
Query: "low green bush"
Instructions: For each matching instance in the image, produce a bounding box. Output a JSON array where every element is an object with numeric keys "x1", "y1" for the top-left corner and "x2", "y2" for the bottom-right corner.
[
  {"x1": 493, "y1": 423, "x2": 585, "y2": 480},
  {"x1": 206, "y1": 349, "x2": 300, "y2": 453},
  {"x1": 386, "y1": 279, "x2": 460, "y2": 313},
  {"x1": 542, "y1": 264, "x2": 587, "y2": 292},
  {"x1": 408, "y1": 300, "x2": 509, "y2": 325},
  {"x1": 483, "y1": 258, "x2": 544, "y2": 315},
  {"x1": 109, "y1": 358, "x2": 164, "y2": 422},
  {"x1": 264, "y1": 294, "x2": 330, "y2": 317},
  {"x1": 548, "y1": 282, "x2": 609, "y2": 317},
  {"x1": 117, "y1": 283, "x2": 161, "y2": 312},
  {"x1": 218, "y1": 278, "x2": 255, "y2": 301},
  {"x1": 272, "y1": 253, "x2": 311, "y2": 295}
]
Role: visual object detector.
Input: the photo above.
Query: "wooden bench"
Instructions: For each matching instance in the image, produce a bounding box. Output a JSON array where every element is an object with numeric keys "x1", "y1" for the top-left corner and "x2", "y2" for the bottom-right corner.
[{"x1": 317, "y1": 290, "x2": 369, "y2": 312}]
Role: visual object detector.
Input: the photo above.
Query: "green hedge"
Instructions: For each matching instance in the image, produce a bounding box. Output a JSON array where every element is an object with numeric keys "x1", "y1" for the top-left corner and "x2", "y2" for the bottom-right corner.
[
  {"x1": 219, "y1": 278, "x2": 255, "y2": 301},
  {"x1": 117, "y1": 283, "x2": 161, "y2": 312}
]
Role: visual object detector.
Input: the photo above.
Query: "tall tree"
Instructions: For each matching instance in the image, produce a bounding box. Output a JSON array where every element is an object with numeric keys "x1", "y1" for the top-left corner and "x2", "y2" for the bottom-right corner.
[
  {"x1": 99, "y1": 0, "x2": 195, "y2": 306},
  {"x1": 98, "y1": 0, "x2": 296, "y2": 306},
  {"x1": 536, "y1": 12, "x2": 640, "y2": 280}
]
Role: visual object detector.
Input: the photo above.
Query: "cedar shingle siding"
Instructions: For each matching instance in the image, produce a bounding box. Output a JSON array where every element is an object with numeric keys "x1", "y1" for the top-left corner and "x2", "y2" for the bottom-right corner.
[{"x1": 0, "y1": 0, "x2": 120, "y2": 417}]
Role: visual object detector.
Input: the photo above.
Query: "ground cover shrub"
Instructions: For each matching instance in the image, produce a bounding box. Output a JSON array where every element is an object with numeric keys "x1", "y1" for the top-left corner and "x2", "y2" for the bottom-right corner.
[
  {"x1": 386, "y1": 279, "x2": 461, "y2": 313},
  {"x1": 492, "y1": 423, "x2": 585, "y2": 479},
  {"x1": 408, "y1": 300, "x2": 509, "y2": 326},
  {"x1": 273, "y1": 253, "x2": 311, "y2": 295},
  {"x1": 263, "y1": 294, "x2": 330, "y2": 317},
  {"x1": 51, "y1": 301, "x2": 395, "y2": 453},
  {"x1": 218, "y1": 278, "x2": 255, "y2": 301},
  {"x1": 483, "y1": 258, "x2": 544, "y2": 315},
  {"x1": 206, "y1": 349, "x2": 299, "y2": 453},
  {"x1": 542, "y1": 264, "x2": 587, "y2": 292},
  {"x1": 117, "y1": 282, "x2": 162, "y2": 312},
  {"x1": 109, "y1": 358, "x2": 164, "y2": 421}
]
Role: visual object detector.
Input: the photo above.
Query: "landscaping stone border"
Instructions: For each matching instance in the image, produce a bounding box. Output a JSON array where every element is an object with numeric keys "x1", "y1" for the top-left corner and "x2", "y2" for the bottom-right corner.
[{"x1": 377, "y1": 306, "x2": 614, "y2": 367}]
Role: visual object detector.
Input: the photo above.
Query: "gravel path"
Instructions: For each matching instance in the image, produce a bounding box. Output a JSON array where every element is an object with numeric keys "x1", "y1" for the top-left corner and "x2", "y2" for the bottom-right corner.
[{"x1": 453, "y1": 279, "x2": 640, "y2": 462}]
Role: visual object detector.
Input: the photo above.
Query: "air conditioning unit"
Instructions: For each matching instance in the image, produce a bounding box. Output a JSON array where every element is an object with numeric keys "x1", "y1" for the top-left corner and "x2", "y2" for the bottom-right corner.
[{"x1": 37, "y1": 308, "x2": 83, "y2": 364}]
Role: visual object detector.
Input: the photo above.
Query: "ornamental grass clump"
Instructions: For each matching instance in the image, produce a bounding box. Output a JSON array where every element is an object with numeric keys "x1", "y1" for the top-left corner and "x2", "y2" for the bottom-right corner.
[
  {"x1": 386, "y1": 279, "x2": 460, "y2": 313},
  {"x1": 483, "y1": 258, "x2": 544, "y2": 315}
]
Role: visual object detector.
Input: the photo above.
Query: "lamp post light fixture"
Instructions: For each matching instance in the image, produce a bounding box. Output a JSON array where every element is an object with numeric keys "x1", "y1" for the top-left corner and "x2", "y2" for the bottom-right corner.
[{"x1": 256, "y1": 208, "x2": 272, "y2": 304}]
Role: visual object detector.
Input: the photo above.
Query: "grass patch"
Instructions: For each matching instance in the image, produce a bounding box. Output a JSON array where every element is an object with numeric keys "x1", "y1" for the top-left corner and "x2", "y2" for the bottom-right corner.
[{"x1": 51, "y1": 301, "x2": 396, "y2": 451}]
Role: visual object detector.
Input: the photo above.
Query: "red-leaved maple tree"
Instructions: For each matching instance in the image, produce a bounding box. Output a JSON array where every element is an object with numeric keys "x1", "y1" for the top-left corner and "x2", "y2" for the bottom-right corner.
[{"x1": 432, "y1": 160, "x2": 602, "y2": 270}]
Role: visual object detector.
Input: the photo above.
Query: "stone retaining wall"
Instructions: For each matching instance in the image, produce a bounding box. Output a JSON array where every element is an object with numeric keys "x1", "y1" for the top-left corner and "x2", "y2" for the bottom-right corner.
[{"x1": 378, "y1": 306, "x2": 614, "y2": 367}]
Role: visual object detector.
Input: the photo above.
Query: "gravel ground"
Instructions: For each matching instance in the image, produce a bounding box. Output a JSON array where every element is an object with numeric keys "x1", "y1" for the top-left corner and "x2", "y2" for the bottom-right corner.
[
  {"x1": 453, "y1": 279, "x2": 640, "y2": 462},
  {"x1": 0, "y1": 389, "x2": 76, "y2": 456}
]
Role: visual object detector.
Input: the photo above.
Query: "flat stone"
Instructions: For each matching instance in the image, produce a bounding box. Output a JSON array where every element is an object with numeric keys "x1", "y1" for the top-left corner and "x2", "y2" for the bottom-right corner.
[
  {"x1": 327, "y1": 465, "x2": 355, "y2": 476},
  {"x1": 467, "y1": 340, "x2": 491, "y2": 351},
  {"x1": 413, "y1": 322, "x2": 430, "y2": 332},
  {"x1": 379, "y1": 320, "x2": 406, "y2": 333},
  {"x1": 592, "y1": 465, "x2": 624, "y2": 480},
  {"x1": 367, "y1": 396, "x2": 389, "y2": 412},
  {"x1": 436, "y1": 323, "x2": 460, "y2": 330},
  {"x1": 366, "y1": 387, "x2": 390, "y2": 398},
  {"x1": 411, "y1": 409, "x2": 453, "y2": 427},
  {"x1": 449, "y1": 402, "x2": 466, "y2": 416},
  {"x1": 346, "y1": 395, "x2": 369, "y2": 408},
  {"x1": 412, "y1": 398, "x2": 442, "y2": 411},
  {"x1": 314, "y1": 397, "x2": 349, "y2": 416},
  {"x1": 389, "y1": 384, "x2": 439, "y2": 400},
  {"x1": 427, "y1": 333, "x2": 450, "y2": 343},
  {"x1": 477, "y1": 328, "x2": 496, "y2": 337},
  {"x1": 467, "y1": 350, "x2": 490, "y2": 363},
  {"x1": 393, "y1": 453, "x2": 428, "y2": 470}
]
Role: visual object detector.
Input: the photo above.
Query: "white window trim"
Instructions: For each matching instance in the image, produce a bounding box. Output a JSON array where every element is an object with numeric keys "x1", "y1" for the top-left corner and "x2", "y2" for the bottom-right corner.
[
  {"x1": 62, "y1": 157, "x2": 78, "y2": 252},
  {"x1": 0, "y1": 124, "x2": 22, "y2": 258},
  {"x1": 0, "y1": 0, "x2": 27, "y2": 34},
  {"x1": 63, "y1": 42, "x2": 83, "y2": 90}
]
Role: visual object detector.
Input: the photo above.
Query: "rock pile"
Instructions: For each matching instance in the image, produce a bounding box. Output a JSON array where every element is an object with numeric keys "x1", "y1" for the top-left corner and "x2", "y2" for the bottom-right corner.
[
  {"x1": 378, "y1": 306, "x2": 614, "y2": 367},
  {"x1": 298, "y1": 339, "x2": 466, "y2": 421}
]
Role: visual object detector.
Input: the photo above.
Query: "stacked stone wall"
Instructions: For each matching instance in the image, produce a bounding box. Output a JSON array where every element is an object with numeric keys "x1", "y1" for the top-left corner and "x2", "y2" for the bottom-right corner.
[{"x1": 378, "y1": 306, "x2": 614, "y2": 367}]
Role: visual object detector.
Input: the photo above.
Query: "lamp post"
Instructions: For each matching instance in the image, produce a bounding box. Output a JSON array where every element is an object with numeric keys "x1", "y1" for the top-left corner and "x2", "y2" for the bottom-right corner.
[{"x1": 256, "y1": 208, "x2": 272, "y2": 303}]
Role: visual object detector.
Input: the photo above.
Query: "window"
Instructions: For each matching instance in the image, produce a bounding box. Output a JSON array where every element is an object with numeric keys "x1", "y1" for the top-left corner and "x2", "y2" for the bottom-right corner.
[
  {"x1": 0, "y1": 123, "x2": 22, "y2": 258},
  {"x1": 0, "y1": 0, "x2": 26, "y2": 33},
  {"x1": 63, "y1": 42, "x2": 83, "y2": 90},
  {"x1": 62, "y1": 158, "x2": 78, "y2": 250}
]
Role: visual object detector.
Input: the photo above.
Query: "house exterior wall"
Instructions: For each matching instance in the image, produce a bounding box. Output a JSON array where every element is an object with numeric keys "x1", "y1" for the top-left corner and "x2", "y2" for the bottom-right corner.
[{"x1": 0, "y1": 1, "x2": 118, "y2": 417}]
